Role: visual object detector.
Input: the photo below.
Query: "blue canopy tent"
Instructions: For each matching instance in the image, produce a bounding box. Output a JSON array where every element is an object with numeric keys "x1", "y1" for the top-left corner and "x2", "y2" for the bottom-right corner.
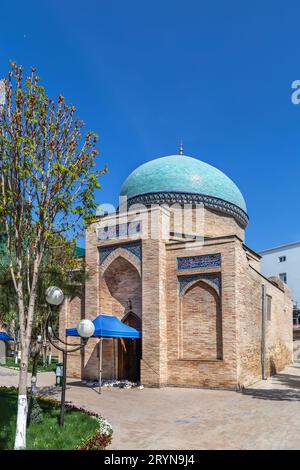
[
  {"x1": 0, "y1": 332, "x2": 13, "y2": 366},
  {"x1": 0, "y1": 332, "x2": 14, "y2": 341},
  {"x1": 66, "y1": 315, "x2": 141, "y2": 339},
  {"x1": 66, "y1": 315, "x2": 141, "y2": 393}
]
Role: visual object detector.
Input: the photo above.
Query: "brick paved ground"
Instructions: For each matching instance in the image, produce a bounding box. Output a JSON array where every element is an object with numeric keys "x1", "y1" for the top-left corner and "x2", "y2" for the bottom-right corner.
[{"x1": 1, "y1": 363, "x2": 300, "y2": 450}]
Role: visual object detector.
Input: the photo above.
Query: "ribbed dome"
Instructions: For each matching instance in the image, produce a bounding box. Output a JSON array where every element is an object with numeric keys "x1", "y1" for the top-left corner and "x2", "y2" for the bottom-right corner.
[{"x1": 120, "y1": 155, "x2": 248, "y2": 226}]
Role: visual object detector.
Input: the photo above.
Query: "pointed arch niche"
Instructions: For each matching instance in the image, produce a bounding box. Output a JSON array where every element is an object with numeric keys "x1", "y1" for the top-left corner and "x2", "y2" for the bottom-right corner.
[
  {"x1": 101, "y1": 253, "x2": 142, "y2": 321},
  {"x1": 179, "y1": 276, "x2": 222, "y2": 361}
]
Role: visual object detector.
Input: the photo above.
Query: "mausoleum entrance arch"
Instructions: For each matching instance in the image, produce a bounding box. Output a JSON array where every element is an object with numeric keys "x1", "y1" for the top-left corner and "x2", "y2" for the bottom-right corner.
[{"x1": 103, "y1": 255, "x2": 142, "y2": 382}]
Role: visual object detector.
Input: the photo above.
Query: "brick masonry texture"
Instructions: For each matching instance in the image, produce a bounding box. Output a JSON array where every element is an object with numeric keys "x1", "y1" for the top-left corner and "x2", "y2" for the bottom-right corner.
[
  {"x1": 181, "y1": 282, "x2": 221, "y2": 360},
  {"x1": 60, "y1": 205, "x2": 293, "y2": 388}
]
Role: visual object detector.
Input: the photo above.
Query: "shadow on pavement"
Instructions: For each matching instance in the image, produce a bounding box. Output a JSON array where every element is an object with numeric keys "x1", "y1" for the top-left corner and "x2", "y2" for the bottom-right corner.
[
  {"x1": 38, "y1": 386, "x2": 61, "y2": 397},
  {"x1": 67, "y1": 380, "x2": 101, "y2": 394},
  {"x1": 241, "y1": 371, "x2": 300, "y2": 402},
  {"x1": 242, "y1": 387, "x2": 300, "y2": 402}
]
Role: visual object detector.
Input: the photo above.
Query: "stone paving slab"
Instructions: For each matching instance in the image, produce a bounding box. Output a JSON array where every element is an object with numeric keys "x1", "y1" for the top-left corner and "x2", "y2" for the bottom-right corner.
[{"x1": 1, "y1": 364, "x2": 300, "y2": 450}]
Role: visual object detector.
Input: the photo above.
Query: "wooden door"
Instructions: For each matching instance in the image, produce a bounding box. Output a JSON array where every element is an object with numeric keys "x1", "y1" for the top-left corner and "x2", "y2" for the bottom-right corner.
[{"x1": 118, "y1": 313, "x2": 141, "y2": 382}]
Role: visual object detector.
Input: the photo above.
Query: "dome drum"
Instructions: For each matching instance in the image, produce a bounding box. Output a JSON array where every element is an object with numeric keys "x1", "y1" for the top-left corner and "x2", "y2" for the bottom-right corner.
[{"x1": 125, "y1": 190, "x2": 249, "y2": 227}]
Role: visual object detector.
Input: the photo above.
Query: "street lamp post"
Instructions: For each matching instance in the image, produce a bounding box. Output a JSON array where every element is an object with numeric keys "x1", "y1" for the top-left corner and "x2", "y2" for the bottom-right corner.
[{"x1": 45, "y1": 286, "x2": 95, "y2": 427}]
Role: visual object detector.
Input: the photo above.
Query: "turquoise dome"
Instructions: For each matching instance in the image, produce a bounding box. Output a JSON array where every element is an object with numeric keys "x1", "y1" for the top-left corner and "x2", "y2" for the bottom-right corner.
[
  {"x1": 120, "y1": 155, "x2": 248, "y2": 226},
  {"x1": 120, "y1": 155, "x2": 247, "y2": 222}
]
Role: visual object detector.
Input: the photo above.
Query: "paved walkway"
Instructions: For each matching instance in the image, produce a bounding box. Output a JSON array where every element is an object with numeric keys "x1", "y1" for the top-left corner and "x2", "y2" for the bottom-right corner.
[{"x1": 1, "y1": 364, "x2": 300, "y2": 449}]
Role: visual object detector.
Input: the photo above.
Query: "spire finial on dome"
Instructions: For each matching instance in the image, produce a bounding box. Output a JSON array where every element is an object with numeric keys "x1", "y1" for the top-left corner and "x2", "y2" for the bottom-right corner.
[{"x1": 179, "y1": 141, "x2": 183, "y2": 156}]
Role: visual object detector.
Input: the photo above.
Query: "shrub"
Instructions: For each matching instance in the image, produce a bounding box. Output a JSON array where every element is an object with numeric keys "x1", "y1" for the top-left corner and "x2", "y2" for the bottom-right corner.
[
  {"x1": 77, "y1": 416, "x2": 113, "y2": 450},
  {"x1": 0, "y1": 387, "x2": 113, "y2": 450},
  {"x1": 28, "y1": 393, "x2": 43, "y2": 424}
]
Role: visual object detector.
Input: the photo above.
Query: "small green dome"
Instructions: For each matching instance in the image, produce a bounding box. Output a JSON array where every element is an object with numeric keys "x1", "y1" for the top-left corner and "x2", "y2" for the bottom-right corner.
[{"x1": 120, "y1": 155, "x2": 248, "y2": 225}]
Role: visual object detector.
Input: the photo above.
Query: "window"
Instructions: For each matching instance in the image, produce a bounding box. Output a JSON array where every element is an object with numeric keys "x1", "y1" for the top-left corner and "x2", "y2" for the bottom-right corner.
[
  {"x1": 279, "y1": 273, "x2": 287, "y2": 283},
  {"x1": 279, "y1": 256, "x2": 286, "y2": 262}
]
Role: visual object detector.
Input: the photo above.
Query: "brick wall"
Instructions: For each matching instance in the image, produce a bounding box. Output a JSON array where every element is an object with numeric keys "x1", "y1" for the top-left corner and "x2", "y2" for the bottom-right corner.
[
  {"x1": 60, "y1": 205, "x2": 292, "y2": 389},
  {"x1": 58, "y1": 293, "x2": 85, "y2": 378},
  {"x1": 165, "y1": 238, "x2": 238, "y2": 388},
  {"x1": 236, "y1": 242, "x2": 293, "y2": 387},
  {"x1": 140, "y1": 208, "x2": 169, "y2": 386},
  {"x1": 168, "y1": 205, "x2": 245, "y2": 240}
]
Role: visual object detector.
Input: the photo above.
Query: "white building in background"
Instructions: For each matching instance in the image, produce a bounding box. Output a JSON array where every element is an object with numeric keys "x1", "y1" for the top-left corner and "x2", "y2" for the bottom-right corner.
[{"x1": 259, "y1": 241, "x2": 300, "y2": 306}]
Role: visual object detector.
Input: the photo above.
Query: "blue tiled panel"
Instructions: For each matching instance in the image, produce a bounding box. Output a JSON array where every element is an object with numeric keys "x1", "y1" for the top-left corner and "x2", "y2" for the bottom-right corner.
[
  {"x1": 177, "y1": 253, "x2": 221, "y2": 271},
  {"x1": 98, "y1": 221, "x2": 142, "y2": 241},
  {"x1": 99, "y1": 242, "x2": 141, "y2": 265},
  {"x1": 178, "y1": 273, "x2": 221, "y2": 296},
  {"x1": 124, "y1": 244, "x2": 141, "y2": 260},
  {"x1": 99, "y1": 246, "x2": 115, "y2": 265}
]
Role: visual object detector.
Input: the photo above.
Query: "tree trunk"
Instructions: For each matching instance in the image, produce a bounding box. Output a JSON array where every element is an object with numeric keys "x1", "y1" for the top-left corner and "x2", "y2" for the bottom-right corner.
[
  {"x1": 14, "y1": 349, "x2": 29, "y2": 450},
  {"x1": 48, "y1": 344, "x2": 52, "y2": 365},
  {"x1": 13, "y1": 253, "x2": 41, "y2": 449},
  {"x1": 31, "y1": 352, "x2": 39, "y2": 395},
  {"x1": 42, "y1": 346, "x2": 45, "y2": 367}
]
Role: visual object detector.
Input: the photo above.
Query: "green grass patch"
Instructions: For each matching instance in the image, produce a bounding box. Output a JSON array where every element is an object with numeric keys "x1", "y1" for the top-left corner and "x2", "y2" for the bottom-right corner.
[
  {"x1": 1, "y1": 356, "x2": 58, "y2": 373},
  {"x1": 0, "y1": 388, "x2": 99, "y2": 450}
]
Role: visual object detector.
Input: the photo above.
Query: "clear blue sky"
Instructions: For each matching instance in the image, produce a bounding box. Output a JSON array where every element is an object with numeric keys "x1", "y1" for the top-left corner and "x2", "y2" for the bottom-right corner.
[{"x1": 1, "y1": 0, "x2": 300, "y2": 251}]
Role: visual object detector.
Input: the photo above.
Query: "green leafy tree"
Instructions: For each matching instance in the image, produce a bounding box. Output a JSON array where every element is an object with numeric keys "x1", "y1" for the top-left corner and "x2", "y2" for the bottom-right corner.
[
  {"x1": 0, "y1": 257, "x2": 18, "y2": 343},
  {"x1": 0, "y1": 62, "x2": 106, "y2": 449},
  {"x1": 28, "y1": 239, "x2": 87, "y2": 392},
  {"x1": 0, "y1": 237, "x2": 87, "y2": 392}
]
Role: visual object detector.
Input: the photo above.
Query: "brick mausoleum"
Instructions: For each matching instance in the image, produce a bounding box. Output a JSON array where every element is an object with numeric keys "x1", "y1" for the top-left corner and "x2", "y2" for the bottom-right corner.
[{"x1": 60, "y1": 152, "x2": 293, "y2": 388}]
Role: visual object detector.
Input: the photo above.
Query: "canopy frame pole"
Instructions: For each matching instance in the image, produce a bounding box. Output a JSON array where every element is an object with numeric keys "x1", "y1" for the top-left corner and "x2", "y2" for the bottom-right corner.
[
  {"x1": 98, "y1": 337, "x2": 103, "y2": 394},
  {"x1": 114, "y1": 337, "x2": 118, "y2": 381}
]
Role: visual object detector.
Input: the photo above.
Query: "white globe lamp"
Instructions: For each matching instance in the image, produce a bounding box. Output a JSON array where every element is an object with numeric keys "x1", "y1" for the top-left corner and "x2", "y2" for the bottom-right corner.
[
  {"x1": 77, "y1": 319, "x2": 95, "y2": 338},
  {"x1": 45, "y1": 286, "x2": 64, "y2": 306}
]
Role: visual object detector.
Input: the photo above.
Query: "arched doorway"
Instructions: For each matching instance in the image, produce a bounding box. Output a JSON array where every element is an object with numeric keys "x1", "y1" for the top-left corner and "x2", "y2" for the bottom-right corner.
[
  {"x1": 118, "y1": 312, "x2": 142, "y2": 382},
  {"x1": 103, "y1": 255, "x2": 142, "y2": 382}
]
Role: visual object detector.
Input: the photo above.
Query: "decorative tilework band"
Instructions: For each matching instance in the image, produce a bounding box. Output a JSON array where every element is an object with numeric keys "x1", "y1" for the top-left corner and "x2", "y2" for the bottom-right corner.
[
  {"x1": 99, "y1": 242, "x2": 141, "y2": 265},
  {"x1": 179, "y1": 273, "x2": 221, "y2": 296},
  {"x1": 177, "y1": 253, "x2": 221, "y2": 271},
  {"x1": 98, "y1": 221, "x2": 142, "y2": 241},
  {"x1": 126, "y1": 191, "x2": 249, "y2": 227}
]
